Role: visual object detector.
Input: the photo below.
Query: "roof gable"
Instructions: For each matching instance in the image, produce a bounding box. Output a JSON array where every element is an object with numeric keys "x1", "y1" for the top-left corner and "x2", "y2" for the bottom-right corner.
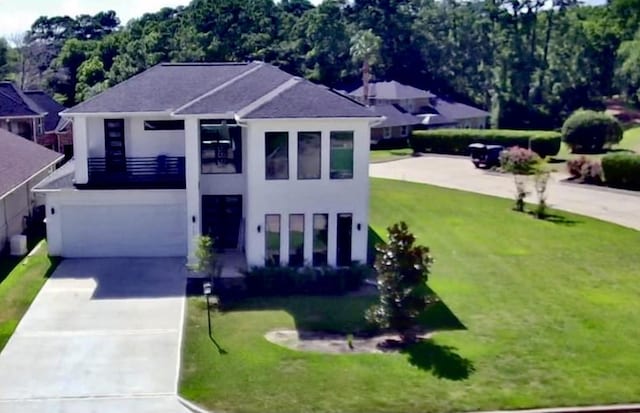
[
  {"x1": 0, "y1": 129, "x2": 62, "y2": 196},
  {"x1": 0, "y1": 82, "x2": 45, "y2": 118},
  {"x1": 432, "y1": 98, "x2": 490, "y2": 120},
  {"x1": 24, "y1": 91, "x2": 66, "y2": 132}
]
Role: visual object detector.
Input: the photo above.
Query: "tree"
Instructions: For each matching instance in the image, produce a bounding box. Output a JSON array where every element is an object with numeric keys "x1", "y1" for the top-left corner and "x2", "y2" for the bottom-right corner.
[
  {"x1": 616, "y1": 28, "x2": 640, "y2": 103},
  {"x1": 189, "y1": 235, "x2": 218, "y2": 280},
  {"x1": 561, "y1": 109, "x2": 623, "y2": 153},
  {"x1": 0, "y1": 38, "x2": 9, "y2": 79},
  {"x1": 350, "y1": 29, "x2": 381, "y2": 105},
  {"x1": 366, "y1": 222, "x2": 435, "y2": 344}
]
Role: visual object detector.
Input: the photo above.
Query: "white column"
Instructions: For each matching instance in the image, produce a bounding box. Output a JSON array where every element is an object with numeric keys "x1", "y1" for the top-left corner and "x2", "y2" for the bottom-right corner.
[
  {"x1": 73, "y1": 117, "x2": 89, "y2": 184},
  {"x1": 185, "y1": 117, "x2": 201, "y2": 262}
]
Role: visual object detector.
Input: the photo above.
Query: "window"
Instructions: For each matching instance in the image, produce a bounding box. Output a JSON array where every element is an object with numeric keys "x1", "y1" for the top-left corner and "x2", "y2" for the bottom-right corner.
[
  {"x1": 383, "y1": 127, "x2": 392, "y2": 139},
  {"x1": 289, "y1": 214, "x2": 305, "y2": 267},
  {"x1": 330, "y1": 131, "x2": 354, "y2": 179},
  {"x1": 200, "y1": 120, "x2": 242, "y2": 174},
  {"x1": 313, "y1": 214, "x2": 328, "y2": 267},
  {"x1": 336, "y1": 213, "x2": 353, "y2": 266},
  {"x1": 401, "y1": 125, "x2": 409, "y2": 137},
  {"x1": 144, "y1": 120, "x2": 185, "y2": 130},
  {"x1": 297, "y1": 131, "x2": 321, "y2": 179},
  {"x1": 265, "y1": 132, "x2": 289, "y2": 180},
  {"x1": 265, "y1": 214, "x2": 281, "y2": 266}
]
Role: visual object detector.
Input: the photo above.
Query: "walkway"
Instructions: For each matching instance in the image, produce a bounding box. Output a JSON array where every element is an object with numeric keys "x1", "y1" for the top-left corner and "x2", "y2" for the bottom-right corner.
[
  {"x1": 370, "y1": 155, "x2": 640, "y2": 231},
  {"x1": 0, "y1": 258, "x2": 192, "y2": 413}
]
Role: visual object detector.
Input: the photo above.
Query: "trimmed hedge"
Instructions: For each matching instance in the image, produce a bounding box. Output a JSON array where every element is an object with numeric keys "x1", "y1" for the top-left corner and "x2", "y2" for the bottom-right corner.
[
  {"x1": 601, "y1": 153, "x2": 640, "y2": 190},
  {"x1": 244, "y1": 264, "x2": 371, "y2": 296},
  {"x1": 410, "y1": 129, "x2": 561, "y2": 158},
  {"x1": 562, "y1": 110, "x2": 623, "y2": 153}
]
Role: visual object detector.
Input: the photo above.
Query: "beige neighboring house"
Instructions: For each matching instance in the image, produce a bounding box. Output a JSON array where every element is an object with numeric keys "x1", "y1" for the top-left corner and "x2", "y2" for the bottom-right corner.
[{"x1": 0, "y1": 129, "x2": 63, "y2": 253}]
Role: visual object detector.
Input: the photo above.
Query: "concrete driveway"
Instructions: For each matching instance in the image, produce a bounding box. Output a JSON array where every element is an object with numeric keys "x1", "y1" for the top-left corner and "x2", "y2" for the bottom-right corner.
[
  {"x1": 371, "y1": 155, "x2": 640, "y2": 231},
  {"x1": 0, "y1": 258, "x2": 191, "y2": 413}
]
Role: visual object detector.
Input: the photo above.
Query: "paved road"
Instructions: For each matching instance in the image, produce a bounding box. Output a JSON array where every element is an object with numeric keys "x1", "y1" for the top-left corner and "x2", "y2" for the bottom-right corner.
[
  {"x1": 370, "y1": 155, "x2": 640, "y2": 231},
  {"x1": 0, "y1": 258, "x2": 191, "y2": 413}
]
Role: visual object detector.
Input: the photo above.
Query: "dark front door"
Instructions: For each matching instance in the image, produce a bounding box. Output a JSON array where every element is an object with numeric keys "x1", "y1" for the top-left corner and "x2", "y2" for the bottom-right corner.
[
  {"x1": 202, "y1": 195, "x2": 242, "y2": 250},
  {"x1": 104, "y1": 119, "x2": 126, "y2": 172},
  {"x1": 336, "y1": 213, "x2": 352, "y2": 266}
]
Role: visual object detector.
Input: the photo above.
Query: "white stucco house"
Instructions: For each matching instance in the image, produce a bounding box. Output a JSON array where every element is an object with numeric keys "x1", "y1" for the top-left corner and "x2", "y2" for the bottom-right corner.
[{"x1": 35, "y1": 62, "x2": 380, "y2": 267}]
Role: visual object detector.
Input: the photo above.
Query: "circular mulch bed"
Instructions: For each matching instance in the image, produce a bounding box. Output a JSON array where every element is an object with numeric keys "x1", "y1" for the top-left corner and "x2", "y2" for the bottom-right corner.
[{"x1": 265, "y1": 329, "x2": 433, "y2": 354}]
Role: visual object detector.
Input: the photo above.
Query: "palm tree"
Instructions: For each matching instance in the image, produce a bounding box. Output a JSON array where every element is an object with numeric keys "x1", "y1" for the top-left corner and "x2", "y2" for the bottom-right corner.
[{"x1": 350, "y1": 29, "x2": 382, "y2": 106}]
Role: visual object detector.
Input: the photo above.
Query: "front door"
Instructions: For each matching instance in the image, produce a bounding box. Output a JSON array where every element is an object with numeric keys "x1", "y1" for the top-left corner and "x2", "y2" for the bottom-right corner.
[
  {"x1": 104, "y1": 119, "x2": 126, "y2": 172},
  {"x1": 202, "y1": 195, "x2": 242, "y2": 250},
  {"x1": 336, "y1": 213, "x2": 352, "y2": 266}
]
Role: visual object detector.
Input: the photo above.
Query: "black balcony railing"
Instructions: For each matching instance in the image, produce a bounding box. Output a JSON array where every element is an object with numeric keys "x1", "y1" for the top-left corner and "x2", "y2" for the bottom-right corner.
[{"x1": 80, "y1": 156, "x2": 186, "y2": 189}]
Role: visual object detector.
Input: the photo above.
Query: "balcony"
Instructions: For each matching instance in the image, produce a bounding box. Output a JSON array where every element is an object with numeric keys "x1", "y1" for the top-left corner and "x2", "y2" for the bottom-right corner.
[{"x1": 79, "y1": 156, "x2": 186, "y2": 189}]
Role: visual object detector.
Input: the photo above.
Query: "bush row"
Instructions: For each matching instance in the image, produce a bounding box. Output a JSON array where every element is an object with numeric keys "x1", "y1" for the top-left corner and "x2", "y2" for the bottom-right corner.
[
  {"x1": 244, "y1": 264, "x2": 372, "y2": 296},
  {"x1": 410, "y1": 129, "x2": 561, "y2": 158},
  {"x1": 601, "y1": 153, "x2": 640, "y2": 190}
]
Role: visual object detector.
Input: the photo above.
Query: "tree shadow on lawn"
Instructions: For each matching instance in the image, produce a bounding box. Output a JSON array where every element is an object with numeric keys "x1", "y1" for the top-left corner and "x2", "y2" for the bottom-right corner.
[
  {"x1": 401, "y1": 339, "x2": 475, "y2": 380},
  {"x1": 527, "y1": 212, "x2": 582, "y2": 227}
]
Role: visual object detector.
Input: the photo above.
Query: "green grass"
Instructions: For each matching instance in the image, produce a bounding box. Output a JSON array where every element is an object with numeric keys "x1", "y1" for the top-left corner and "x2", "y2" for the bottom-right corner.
[
  {"x1": 180, "y1": 179, "x2": 640, "y2": 413},
  {"x1": 370, "y1": 147, "x2": 413, "y2": 163},
  {"x1": 0, "y1": 242, "x2": 59, "y2": 351}
]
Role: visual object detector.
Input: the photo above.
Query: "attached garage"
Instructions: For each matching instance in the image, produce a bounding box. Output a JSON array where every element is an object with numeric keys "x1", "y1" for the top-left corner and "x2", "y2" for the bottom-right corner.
[{"x1": 44, "y1": 189, "x2": 187, "y2": 257}]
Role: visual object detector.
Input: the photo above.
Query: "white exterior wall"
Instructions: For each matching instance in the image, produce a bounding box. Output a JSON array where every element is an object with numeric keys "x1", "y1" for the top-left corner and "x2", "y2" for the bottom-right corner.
[
  {"x1": 45, "y1": 189, "x2": 187, "y2": 257},
  {"x1": 243, "y1": 118, "x2": 370, "y2": 267},
  {"x1": 185, "y1": 118, "x2": 201, "y2": 261}
]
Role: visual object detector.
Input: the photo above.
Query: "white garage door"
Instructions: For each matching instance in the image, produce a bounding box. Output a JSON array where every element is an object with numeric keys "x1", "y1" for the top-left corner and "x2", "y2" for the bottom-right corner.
[{"x1": 60, "y1": 203, "x2": 187, "y2": 257}]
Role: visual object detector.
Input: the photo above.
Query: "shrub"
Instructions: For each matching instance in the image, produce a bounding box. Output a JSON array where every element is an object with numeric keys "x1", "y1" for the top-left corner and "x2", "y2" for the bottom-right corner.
[
  {"x1": 500, "y1": 146, "x2": 541, "y2": 175},
  {"x1": 567, "y1": 156, "x2": 603, "y2": 184},
  {"x1": 561, "y1": 110, "x2": 623, "y2": 153},
  {"x1": 410, "y1": 129, "x2": 561, "y2": 158},
  {"x1": 601, "y1": 153, "x2": 640, "y2": 190},
  {"x1": 244, "y1": 263, "x2": 371, "y2": 296}
]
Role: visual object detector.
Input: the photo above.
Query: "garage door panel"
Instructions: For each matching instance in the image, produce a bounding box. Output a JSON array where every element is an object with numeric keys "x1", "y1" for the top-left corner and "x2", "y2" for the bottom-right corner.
[{"x1": 61, "y1": 204, "x2": 186, "y2": 257}]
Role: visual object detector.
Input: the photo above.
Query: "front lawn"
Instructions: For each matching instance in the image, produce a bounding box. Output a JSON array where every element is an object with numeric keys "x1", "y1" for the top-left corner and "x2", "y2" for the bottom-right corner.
[
  {"x1": 370, "y1": 147, "x2": 413, "y2": 163},
  {"x1": 0, "y1": 242, "x2": 59, "y2": 351},
  {"x1": 180, "y1": 179, "x2": 640, "y2": 413}
]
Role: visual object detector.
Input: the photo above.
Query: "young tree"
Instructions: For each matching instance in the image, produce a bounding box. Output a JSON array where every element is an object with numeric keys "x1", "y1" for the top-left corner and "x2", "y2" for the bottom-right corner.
[
  {"x1": 500, "y1": 146, "x2": 541, "y2": 212},
  {"x1": 350, "y1": 29, "x2": 381, "y2": 106},
  {"x1": 366, "y1": 222, "x2": 435, "y2": 344},
  {"x1": 189, "y1": 235, "x2": 218, "y2": 281}
]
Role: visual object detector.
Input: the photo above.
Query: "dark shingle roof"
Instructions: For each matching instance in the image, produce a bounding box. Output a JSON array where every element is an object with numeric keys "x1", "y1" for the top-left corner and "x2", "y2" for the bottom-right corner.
[
  {"x1": 350, "y1": 81, "x2": 435, "y2": 100},
  {"x1": 0, "y1": 82, "x2": 45, "y2": 118},
  {"x1": 24, "y1": 91, "x2": 66, "y2": 132},
  {"x1": 175, "y1": 63, "x2": 293, "y2": 115},
  {"x1": 370, "y1": 104, "x2": 422, "y2": 128},
  {"x1": 243, "y1": 79, "x2": 376, "y2": 119},
  {"x1": 417, "y1": 113, "x2": 457, "y2": 126},
  {"x1": 66, "y1": 62, "x2": 257, "y2": 114},
  {"x1": 0, "y1": 129, "x2": 63, "y2": 196},
  {"x1": 431, "y1": 98, "x2": 489, "y2": 120}
]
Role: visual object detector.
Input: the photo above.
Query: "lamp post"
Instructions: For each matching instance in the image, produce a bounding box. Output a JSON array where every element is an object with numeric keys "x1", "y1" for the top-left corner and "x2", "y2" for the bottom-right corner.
[{"x1": 203, "y1": 281, "x2": 212, "y2": 338}]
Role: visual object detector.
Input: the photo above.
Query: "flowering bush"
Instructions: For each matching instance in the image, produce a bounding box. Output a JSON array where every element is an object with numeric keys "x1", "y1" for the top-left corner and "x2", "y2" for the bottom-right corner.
[
  {"x1": 567, "y1": 156, "x2": 589, "y2": 178},
  {"x1": 500, "y1": 146, "x2": 541, "y2": 175},
  {"x1": 567, "y1": 156, "x2": 603, "y2": 184}
]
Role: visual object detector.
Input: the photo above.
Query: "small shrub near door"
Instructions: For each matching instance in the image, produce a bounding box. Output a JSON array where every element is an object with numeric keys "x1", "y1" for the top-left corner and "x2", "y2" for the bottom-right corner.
[
  {"x1": 244, "y1": 264, "x2": 371, "y2": 296},
  {"x1": 601, "y1": 153, "x2": 640, "y2": 190}
]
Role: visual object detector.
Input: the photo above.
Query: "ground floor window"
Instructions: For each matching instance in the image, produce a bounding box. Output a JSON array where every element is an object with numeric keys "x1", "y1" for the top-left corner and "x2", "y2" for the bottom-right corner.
[
  {"x1": 313, "y1": 214, "x2": 328, "y2": 267},
  {"x1": 336, "y1": 213, "x2": 353, "y2": 266},
  {"x1": 289, "y1": 214, "x2": 304, "y2": 267},
  {"x1": 401, "y1": 125, "x2": 409, "y2": 137},
  {"x1": 265, "y1": 214, "x2": 281, "y2": 266}
]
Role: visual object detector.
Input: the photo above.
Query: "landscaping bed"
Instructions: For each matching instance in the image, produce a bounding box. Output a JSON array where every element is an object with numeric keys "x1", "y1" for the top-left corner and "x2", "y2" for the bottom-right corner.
[{"x1": 180, "y1": 179, "x2": 640, "y2": 413}]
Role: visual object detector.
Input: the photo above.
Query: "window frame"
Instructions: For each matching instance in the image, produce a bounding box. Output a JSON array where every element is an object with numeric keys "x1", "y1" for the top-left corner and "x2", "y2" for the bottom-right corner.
[
  {"x1": 265, "y1": 131, "x2": 289, "y2": 180},
  {"x1": 400, "y1": 125, "x2": 409, "y2": 137},
  {"x1": 289, "y1": 214, "x2": 305, "y2": 267},
  {"x1": 383, "y1": 127, "x2": 392, "y2": 139},
  {"x1": 200, "y1": 120, "x2": 242, "y2": 175},
  {"x1": 297, "y1": 131, "x2": 321, "y2": 180},
  {"x1": 265, "y1": 214, "x2": 281, "y2": 267},
  {"x1": 143, "y1": 120, "x2": 185, "y2": 131},
  {"x1": 330, "y1": 131, "x2": 354, "y2": 180}
]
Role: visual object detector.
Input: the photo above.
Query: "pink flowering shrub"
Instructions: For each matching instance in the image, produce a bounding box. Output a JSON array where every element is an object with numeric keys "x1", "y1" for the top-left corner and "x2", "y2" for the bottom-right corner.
[
  {"x1": 500, "y1": 146, "x2": 541, "y2": 175},
  {"x1": 567, "y1": 156, "x2": 603, "y2": 184}
]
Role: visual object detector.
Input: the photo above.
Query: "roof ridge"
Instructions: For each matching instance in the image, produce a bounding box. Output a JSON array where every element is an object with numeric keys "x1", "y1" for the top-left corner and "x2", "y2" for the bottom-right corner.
[
  {"x1": 173, "y1": 61, "x2": 264, "y2": 114},
  {"x1": 236, "y1": 77, "x2": 301, "y2": 119},
  {"x1": 0, "y1": 83, "x2": 44, "y2": 116}
]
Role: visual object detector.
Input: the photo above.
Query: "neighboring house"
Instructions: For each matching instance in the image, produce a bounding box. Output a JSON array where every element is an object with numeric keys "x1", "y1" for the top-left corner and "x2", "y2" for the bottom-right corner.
[
  {"x1": 0, "y1": 82, "x2": 72, "y2": 155},
  {"x1": 369, "y1": 104, "x2": 422, "y2": 145},
  {"x1": 349, "y1": 80, "x2": 490, "y2": 130},
  {"x1": 34, "y1": 62, "x2": 380, "y2": 267},
  {"x1": 0, "y1": 129, "x2": 63, "y2": 253}
]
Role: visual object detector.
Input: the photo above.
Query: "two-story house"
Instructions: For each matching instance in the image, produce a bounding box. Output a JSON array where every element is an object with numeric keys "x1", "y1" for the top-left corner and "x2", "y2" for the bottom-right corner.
[{"x1": 35, "y1": 62, "x2": 380, "y2": 267}]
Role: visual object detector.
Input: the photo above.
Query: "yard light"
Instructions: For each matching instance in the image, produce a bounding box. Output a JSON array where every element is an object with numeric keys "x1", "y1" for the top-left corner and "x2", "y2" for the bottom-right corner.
[{"x1": 203, "y1": 281, "x2": 212, "y2": 338}]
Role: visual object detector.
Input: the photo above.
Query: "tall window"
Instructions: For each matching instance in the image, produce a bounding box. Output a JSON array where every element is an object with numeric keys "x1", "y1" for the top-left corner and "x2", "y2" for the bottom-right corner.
[
  {"x1": 297, "y1": 132, "x2": 321, "y2": 179},
  {"x1": 265, "y1": 132, "x2": 289, "y2": 180},
  {"x1": 289, "y1": 214, "x2": 305, "y2": 267},
  {"x1": 401, "y1": 125, "x2": 409, "y2": 137},
  {"x1": 313, "y1": 214, "x2": 328, "y2": 267},
  {"x1": 200, "y1": 120, "x2": 242, "y2": 174},
  {"x1": 330, "y1": 131, "x2": 354, "y2": 179},
  {"x1": 265, "y1": 214, "x2": 281, "y2": 266}
]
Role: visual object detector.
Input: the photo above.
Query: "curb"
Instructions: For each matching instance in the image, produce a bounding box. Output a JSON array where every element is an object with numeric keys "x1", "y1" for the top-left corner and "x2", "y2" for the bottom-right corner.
[
  {"x1": 177, "y1": 395, "x2": 214, "y2": 413},
  {"x1": 474, "y1": 404, "x2": 640, "y2": 413}
]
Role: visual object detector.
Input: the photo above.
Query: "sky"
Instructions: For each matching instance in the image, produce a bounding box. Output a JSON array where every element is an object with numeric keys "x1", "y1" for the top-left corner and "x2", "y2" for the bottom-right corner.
[{"x1": 0, "y1": 0, "x2": 192, "y2": 38}]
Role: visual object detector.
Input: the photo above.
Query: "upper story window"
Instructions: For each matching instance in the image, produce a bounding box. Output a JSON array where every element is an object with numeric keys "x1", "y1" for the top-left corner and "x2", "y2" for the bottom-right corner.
[
  {"x1": 144, "y1": 120, "x2": 185, "y2": 130},
  {"x1": 330, "y1": 131, "x2": 354, "y2": 179},
  {"x1": 265, "y1": 131, "x2": 289, "y2": 180},
  {"x1": 200, "y1": 120, "x2": 242, "y2": 174},
  {"x1": 297, "y1": 131, "x2": 321, "y2": 180}
]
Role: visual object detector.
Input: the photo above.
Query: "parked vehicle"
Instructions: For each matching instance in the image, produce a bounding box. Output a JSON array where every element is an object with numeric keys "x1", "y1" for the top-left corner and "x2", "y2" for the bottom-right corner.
[{"x1": 468, "y1": 143, "x2": 504, "y2": 168}]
